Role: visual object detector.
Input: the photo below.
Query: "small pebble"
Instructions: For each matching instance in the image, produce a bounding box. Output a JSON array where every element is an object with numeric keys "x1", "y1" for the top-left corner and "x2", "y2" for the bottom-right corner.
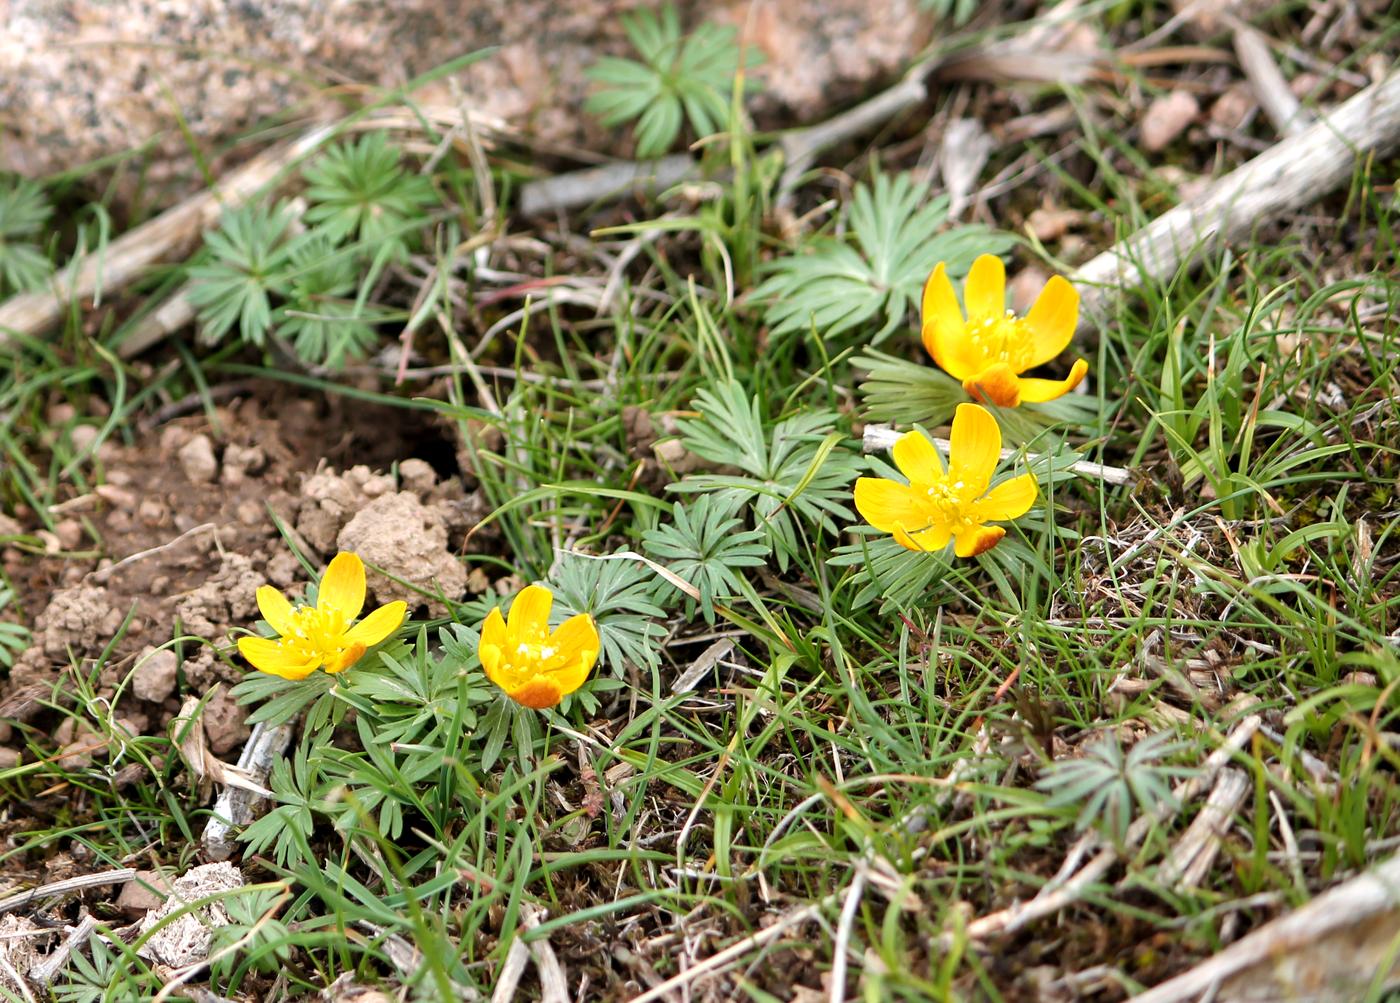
[
  {"x1": 236, "y1": 500, "x2": 263, "y2": 526},
  {"x1": 48, "y1": 403, "x2": 76, "y2": 426},
  {"x1": 1209, "y1": 84, "x2": 1255, "y2": 130},
  {"x1": 133, "y1": 648, "x2": 179, "y2": 703},
  {"x1": 55, "y1": 518, "x2": 83, "y2": 550},
  {"x1": 1141, "y1": 90, "x2": 1199, "y2": 152},
  {"x1": 159, "y1": 426, "x2": 191, "y2": 454},
  {"x1": 398, "y1": 458, "x2": 437, "y2": 495},
  {"x1": 96, "y1": 484, "x2": 137, "y2": 510},
  {"x1": 177, "y1": 434, "x2": 218, "y2": 484},
  {"x1": 138, "y1": 498, "x2": 167, "y2": 527},
  {"x1": 115, "y1": 870, "x2": 172, "y2": 916}
]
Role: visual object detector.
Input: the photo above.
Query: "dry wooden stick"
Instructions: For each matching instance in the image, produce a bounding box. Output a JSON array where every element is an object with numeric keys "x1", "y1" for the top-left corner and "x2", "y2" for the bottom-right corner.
[
  {"x1": 0, "y1": 870, "x2": 137, "y2": 915},
  {"x1": 861, "y1": 425, "x2": 1133, "y2": 485},
  {"x1": 117, "y1": 196, "x2": 308, "y2": 360},
  {"x1": 202, "y1": 720, "x2": 295, "y2": 861},
  {"x1": 0, "y1": 104, "x2": 507, "y2": 351},
  {"x1": 1232, "y1": 23, "x2": 1312, "y2": 136},
  {"x1": 945, "y1": 713, "x2": 1261, "y2": 947},
  {"x1": 777, "y1": 67, "x2": 934, "y2": 200},
  {"x1": 519, "y1": 155, "x2": 697, "y2": 216},
  {"x1": 1133, "y1": 850, "x2": 1400, "y2": 1002},
  {"x1": 1154, "y1": 766, "x2": 1249, "y2": 890},
  {"x1": 28, "y1": 915, "x2": 99, "y2": 987},
  {"x1": 0, "y1": 126, "x2": 335, "y2": 351},
  {"x1": 1074, "y1": 71, "x2": 1400, "y2": 333}
]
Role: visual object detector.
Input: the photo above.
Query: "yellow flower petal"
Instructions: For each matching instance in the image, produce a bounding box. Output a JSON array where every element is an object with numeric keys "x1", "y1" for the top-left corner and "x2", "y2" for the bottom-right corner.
[
  {"x1": 963, "y1": 254, "x2": 1006, "y2": 322},
  {"x1": 1018, "y1": 358, "x2": 1089, "y2": 403},
  {"x1": 543, "y1": 613, "x2": 600, "y2": 697},
  {"x1": 962, "y1": 363, "x2": 1022, "y2": 408},
  {"x1": 318, "y1": 552, "x2": 366, "y2": 620},
  {"x1": 954, "y1": 525, "x2": 1005, "y2": 558},
  {"x1": 921, "y1": 263, "x2": 977, "y2": 380},
  {"x1": 893, "y1": 523, "x2": 952, "y2": 554},
  {"x1": 974, "y1": 474, "x2": 1039, "y2": 522},
  {"x1": 507, "y1": 584, "x2": 553, "y2": 644},
  {"x1": 256, "y1": 585, "x2": 295, "y2": 635},
  {"x1": 948, "y1": 403, "x2": 1002, "y2": 499},
  {"x1": 1022, "y1": 275, "x2": 1080, "y2": 369},
  {"x1": 891, "y1": 429, "x2": 944, "y2": 482},
  {"x1": 237, "y1": 636, "x2": 321, "y2": 680},
  {"x1": 508, "y1": 677, "x2": 565, "y2": 710},
  {"x1": 479, "y1": 643, "x2": 503, "y2": 683},
  {"x1": 344, "y1": 601, "x2": 408, "y2": 648},
  {"x1": 854, "y1": 477, "x2": 926, "y2": 534},
  {"x1": 479, "y1": 607, "x2": 506, "y2": 681},
  {"x1": 324, "y1": 642, "x2": 367, "y2": 674}
]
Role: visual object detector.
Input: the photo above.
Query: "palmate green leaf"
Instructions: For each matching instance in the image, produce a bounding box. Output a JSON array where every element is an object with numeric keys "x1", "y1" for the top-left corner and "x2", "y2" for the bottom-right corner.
[
  {"x1": 301, "y1": 132, "x2": 434, "y2": 262},
  {"x1": 274, "y1": 234, "x2": 378, "y2": 369},
  {"x1": 828, "y1": 532, "x2": 949, "y2": 611},
  {"x1": 0, "y1": 176, "x2": 53, "y2": 294},
  {"x1": 317, "y1": 726, "x2": 440, "y2": 841},
  {"x1": 670, "y1": 381, "x2": 862, "y2": 570},
  {"x1": 51, "y1": 933, "x2": 123, "y2": 1003},
  {"x1": 643, "y1": 494, "x2": 770, "y2": 623},
  {"x1": 752, "y1": 171, "x2": 1012, "y2": 345},
  {"x1": 584, "y1": 4, "x2": 758, "y2": 158},
  {"x1": 346, "y1": 634, "x2": 493, "y2": 747},
  {"x1": 853, "y1": 348, "x2": 968, "y2": 427},
  {"x1": 636, "y1": 98, "x2": 687, "y2": 162},
  {"x1": 1035, "y1": 731, "x2": 1196, "y2": 846},
  {"x1": 233, "y1": 667, "x2": 334, "y2": 726},
  {"x1": 240, "y1": 746, "x2": 316, "y2": 869},
  {"x1": 0, "y1": 242, "x2": 51, "y2": 295},
  {"x1": 187, "y1": 202, "x2": 298, "y2": 347}
]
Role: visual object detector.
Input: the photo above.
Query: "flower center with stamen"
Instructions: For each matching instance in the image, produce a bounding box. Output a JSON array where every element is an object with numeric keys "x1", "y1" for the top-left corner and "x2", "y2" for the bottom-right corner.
[
  {"x1": 514, "y1": 641, "x2": 556, "y2": 662},
  {"x1": 491, "y1": 636, "x2": 562, "y2": 690},
  {"x1": 278, "y1": 605, "x2": 349, "y2": 659},
  {"x1": 965, "y1": 311, "x2": 1033, "y2": 369},
  {"x1": 918, "y1": 479, "x2": 977, "y2": 532}
]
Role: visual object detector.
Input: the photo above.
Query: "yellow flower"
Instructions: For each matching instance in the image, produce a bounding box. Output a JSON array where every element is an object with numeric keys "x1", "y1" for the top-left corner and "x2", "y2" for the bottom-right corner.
[
  {"x1": 237, "y1": 551, "x2": 407, "y2": 680},
  {"x1": 479, "y1": 584, "x2": 599, "y2": 710},
  {"x1": 853, "y1": 403, "x2": 1038, "y2": 558},
  {"x1": 922, "y1": 254, "x2": 1087, "y2": 408}
]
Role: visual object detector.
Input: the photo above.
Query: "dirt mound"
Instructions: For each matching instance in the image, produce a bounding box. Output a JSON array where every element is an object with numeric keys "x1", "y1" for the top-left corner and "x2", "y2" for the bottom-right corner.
[{"x1": 0, "y1": 385, "x2": 480, "y2": 764}]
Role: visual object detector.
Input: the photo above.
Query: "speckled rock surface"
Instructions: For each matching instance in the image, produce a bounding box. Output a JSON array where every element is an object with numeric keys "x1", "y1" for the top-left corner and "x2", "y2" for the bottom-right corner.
[{"x1": 1, "y1": 0, "x2": 929, "y2": 181}]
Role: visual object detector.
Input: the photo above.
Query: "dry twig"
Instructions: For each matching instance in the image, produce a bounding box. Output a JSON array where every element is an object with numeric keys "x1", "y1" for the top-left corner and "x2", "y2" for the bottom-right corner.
[
  {"x1": 1155, "y1": 767, "x2": 1249, "y2": 890},
  {"x1": 27, "y1": 915, "x2": 99, "y2": 987},
  {"x1": 0, "y1": 870, "x2": 137, "y2": 915},
  {"x1": 1134, "y1": 851, "x2": 1400, "y2": 1001},
  {"x1": 1074, "y1": 72, "x2": 1400, "y2": 332},
  {"x1": 0, "y1": 128, "x2": 334, "y2": 350},
  {"x1": 1232, "y1": 23, "x2": 1313, "y2": 136},
  {"x1": 946, "y1": 712, "x2": 1261, "y2": 947},
  {"x1": 202, "y1": 720, "x2": 295, "y2": 861},
  {"x1": 861, "y1": 425, "x2": 1133, "y2": 485}
]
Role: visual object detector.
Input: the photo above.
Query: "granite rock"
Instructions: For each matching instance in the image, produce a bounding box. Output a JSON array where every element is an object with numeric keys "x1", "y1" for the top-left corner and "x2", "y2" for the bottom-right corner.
[{"x1": 2, "y1": 0, "x2": 929, "y2": 183}]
